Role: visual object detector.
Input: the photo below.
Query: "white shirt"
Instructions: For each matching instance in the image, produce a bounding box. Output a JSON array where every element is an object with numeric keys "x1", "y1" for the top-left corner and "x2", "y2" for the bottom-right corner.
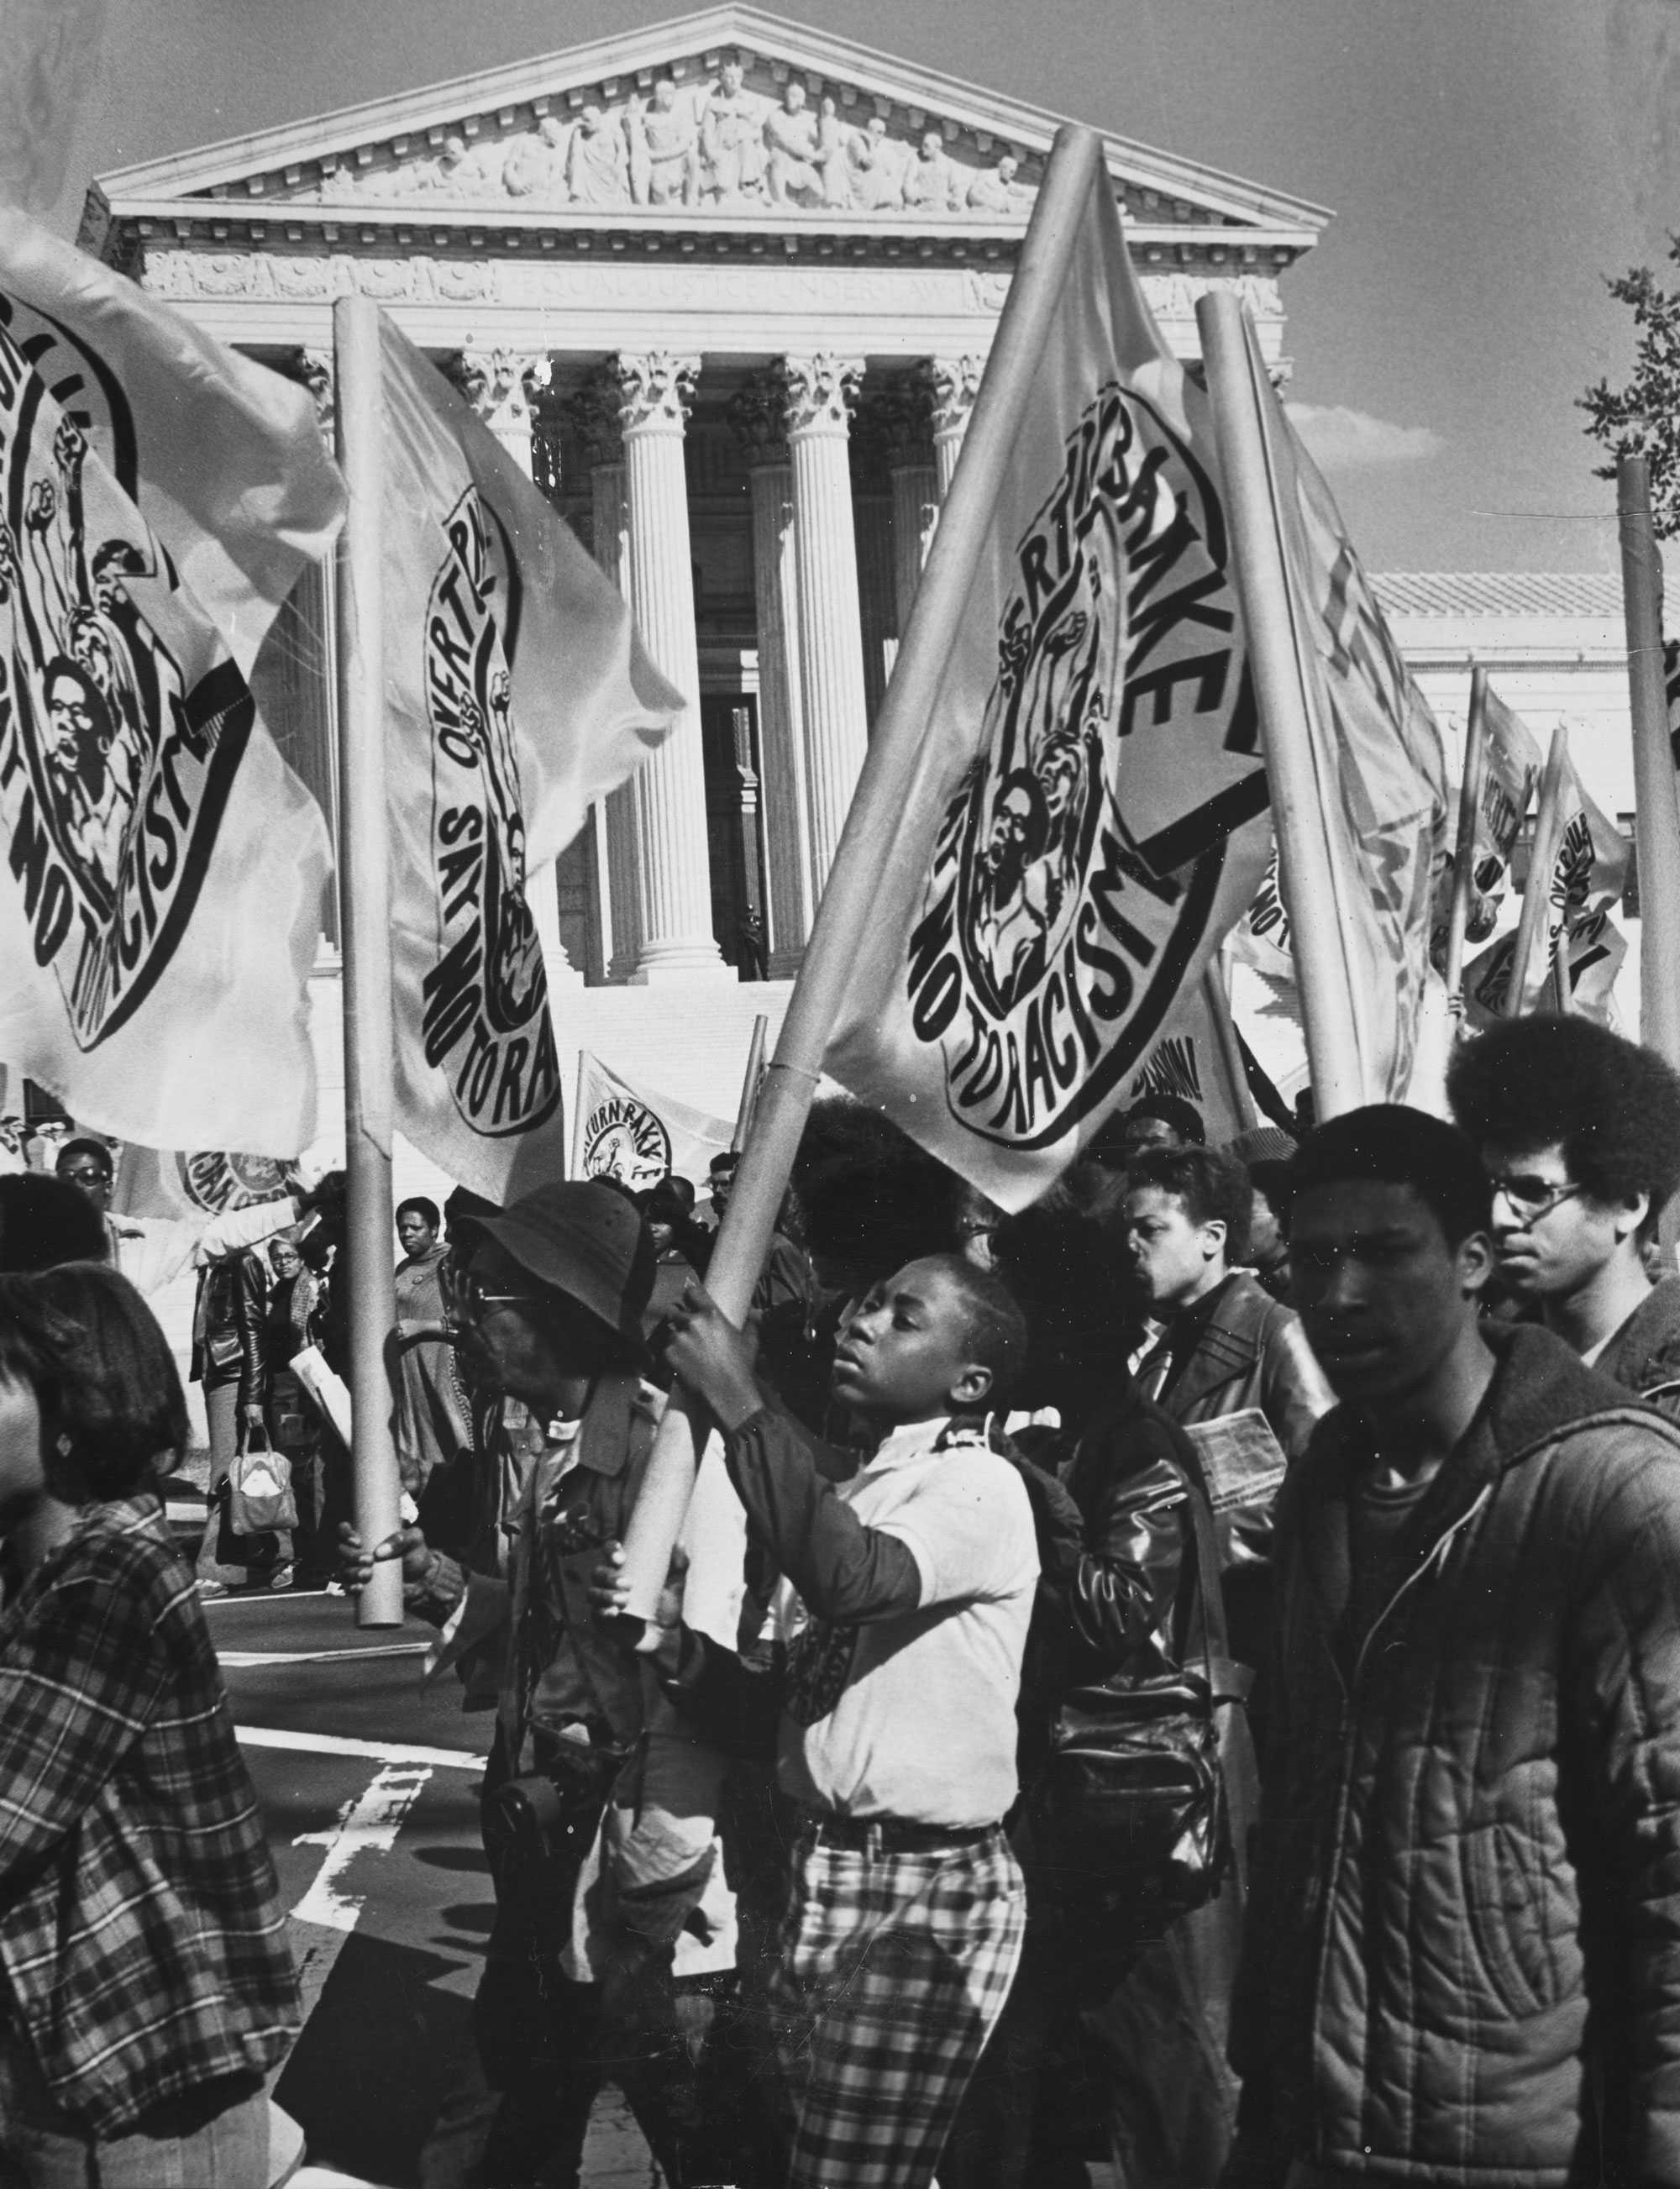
[
  {"x1": 105, "y1": 1198, "x2": 300, "y2": 1299},
  {"x1": 772, "y1": 1416, "x2": 1038, "y2": 1828}
]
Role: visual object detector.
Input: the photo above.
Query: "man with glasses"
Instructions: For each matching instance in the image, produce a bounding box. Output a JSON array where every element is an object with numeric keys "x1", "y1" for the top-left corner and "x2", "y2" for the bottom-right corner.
[
  {"x1": 1447, "y1": 1016, "x2": 1680, "y2": 1413},
  {"x1": 53, "y1": 1136, "x2": 333, "y2": 1299},
  {"x1": 339, "y1": 1182, "x2": 746, "y2": 2189}
]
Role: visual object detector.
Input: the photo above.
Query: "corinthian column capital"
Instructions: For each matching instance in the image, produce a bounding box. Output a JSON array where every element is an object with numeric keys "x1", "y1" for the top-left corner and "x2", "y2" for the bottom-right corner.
[
  {"x1": 565, "y1": 369, "x2": 625, "y2": 467},
  {"x1": 279, "y1": 347, "x2": 335, "y2": 437},
  {"x1": 612, "y1": 351, "x2": 700, "y2": 435},
  {"x1": 776, "y1": 354, "x2": 864, "y2": 440},
  {"x1": 726, "y1": 372, "x2": 790, "y2": 465},
  {"x1": 447, "y1": 344, "x2": 554, "y2": 437},
  {"x1": 920, "y1": 353, "x2": 984, "y2": 441}
]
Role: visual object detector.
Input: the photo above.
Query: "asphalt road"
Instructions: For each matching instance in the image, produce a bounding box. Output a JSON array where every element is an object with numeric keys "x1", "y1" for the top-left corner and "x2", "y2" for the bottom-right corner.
[{"x1": 206, "y1": 1587, "x2": 657, "y2": 2189}]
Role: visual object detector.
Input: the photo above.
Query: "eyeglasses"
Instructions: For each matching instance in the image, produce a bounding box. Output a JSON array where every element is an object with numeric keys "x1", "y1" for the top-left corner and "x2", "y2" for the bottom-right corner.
[
  {"x1": 1488, "y1": 1174, "x2": 1585, "y2": 1221},
  {"x1": 60, "y1": 1166, "x2": 110, "y2": 1188},
  {"x1": 455, "y1": 1274, "x2": 544, "y2": 1324}
]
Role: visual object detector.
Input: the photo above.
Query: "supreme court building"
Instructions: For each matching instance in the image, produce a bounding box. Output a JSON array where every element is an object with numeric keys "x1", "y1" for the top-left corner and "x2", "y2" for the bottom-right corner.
[{"x1": 80, "y1": 4, "x2": 1330, "y2": 1028}]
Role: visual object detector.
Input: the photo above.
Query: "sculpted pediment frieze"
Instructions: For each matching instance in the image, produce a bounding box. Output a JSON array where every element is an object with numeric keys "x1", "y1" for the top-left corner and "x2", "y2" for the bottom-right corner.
[{"x1": 267, "y1": 60, "x2": 1047, "y2": 223}]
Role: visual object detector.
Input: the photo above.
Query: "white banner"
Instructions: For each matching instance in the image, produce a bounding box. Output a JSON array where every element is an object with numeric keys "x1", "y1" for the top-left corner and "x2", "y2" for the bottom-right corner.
[
  {"x1": 824, "y1": 171, "x2": 1269, "y2": 1210},
  {"x1": 375, "y1": 314, "x2": 683, "y2": 1204},
  {"x1": 573, "y1": 1052, "x2": 734, "y2": 1191},
  {"x1": 0, "y1": 211, "x2": 340, "y2": 1152},
  {"x1": 1240, "y1": 314, "x2": 1451, "y2": 1102}
]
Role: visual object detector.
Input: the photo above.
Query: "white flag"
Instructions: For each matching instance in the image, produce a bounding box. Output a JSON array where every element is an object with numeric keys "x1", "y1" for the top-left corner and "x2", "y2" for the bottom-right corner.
[
  {"x1": 376, "y1": 315, "x2": 683, "y2": 1204},
  {"x1": 1125, "y1": 981, "x2": 1253, "y2": 1147},
  {"x1": 573, "y1": 1053, "x2": 734, "y2": 1191},
  {"x1": 824, "y1": 173, "x2": 1269, "y2": 1210},
  {"x1": 1234, "y1": 313, "x2": 1451, "y2": 1102},
  {"x1": 0, "y1": 211, "x2": 341, "y2": 1152},
  {"x1": 113, "y1": 1142, "x2": 296, "y2": 1223}
]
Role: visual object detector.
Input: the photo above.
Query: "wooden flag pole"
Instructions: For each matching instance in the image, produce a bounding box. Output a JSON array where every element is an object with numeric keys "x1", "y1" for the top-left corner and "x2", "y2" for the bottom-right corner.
[
  {"x1": 332, "y1": 294, "x2": 402, "y2": 1627},
  {"x1": 614, "y1": 123, "x2": 1109, "y2": 1623},
  {"x1": 1443, "y1": 669, "x2": 1491, "y2": 1009},
  {"x1": 732, "y1": 1014, "x2": 769, "y2": 1152},
  {"x1": 1195, "y1": 292, "x2": 1365, "y2": 1120},
  {"x1": 1508, "y1": 723, "x2": 1570, "y2": 1019},
  {"x1": 1620, "y1": 454, "x2": 1680, "y2": 1071}
]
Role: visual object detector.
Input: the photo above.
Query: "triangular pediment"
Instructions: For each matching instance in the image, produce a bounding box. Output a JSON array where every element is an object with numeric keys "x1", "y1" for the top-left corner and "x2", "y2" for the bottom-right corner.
[{"x1": 85, "y1": 6, "x2": 1329, "y2": 256}]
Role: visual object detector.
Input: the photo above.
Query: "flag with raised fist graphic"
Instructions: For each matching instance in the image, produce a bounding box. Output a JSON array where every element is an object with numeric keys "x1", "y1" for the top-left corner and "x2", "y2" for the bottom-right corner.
[
  {"x1": 375, "y1": 318, "x2": 683, "y2": 1203},
  {"x1": 822, "y1": 173, "x2": 1270, "y2": 1208},
  {"x1": 0, "y1": 208, "x2": 341, "y2": 1152}
]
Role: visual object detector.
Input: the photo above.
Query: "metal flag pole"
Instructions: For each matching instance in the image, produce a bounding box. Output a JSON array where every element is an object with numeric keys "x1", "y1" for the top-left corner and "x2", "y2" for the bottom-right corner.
[
  {"x1": 614, "y1": 123, "x2": 1109, "y2": 1622},
  {"x1": 332, "y1": 293, "x2": 402, "y2": 1627},
  {"x1": 570, "y1": 1052, "x2": 590, "y2": 1180},
  {"x1": 1442, "y1": 668, "x2": 1490, "y2": 1012},
  {"x1": 731, "y1": 1014, "x2": 770, "y2": 1151}
]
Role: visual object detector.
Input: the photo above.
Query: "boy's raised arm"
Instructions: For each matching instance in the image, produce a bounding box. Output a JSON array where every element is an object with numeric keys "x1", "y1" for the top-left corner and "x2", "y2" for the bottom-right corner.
[{"x1": 663, "y1": 1285, "x2": 921, "y2": 1624}]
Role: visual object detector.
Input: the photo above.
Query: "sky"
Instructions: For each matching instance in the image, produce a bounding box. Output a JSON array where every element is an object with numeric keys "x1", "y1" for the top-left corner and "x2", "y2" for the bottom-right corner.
[{"x1": 21, "y1": 0, "x2": 1678, "y2": 575}]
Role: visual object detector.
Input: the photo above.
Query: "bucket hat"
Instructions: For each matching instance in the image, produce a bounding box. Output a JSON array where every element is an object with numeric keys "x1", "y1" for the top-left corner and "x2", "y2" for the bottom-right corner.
[{"x1": 472, "y1": 1181, "x2": 654, "y2": 1344}]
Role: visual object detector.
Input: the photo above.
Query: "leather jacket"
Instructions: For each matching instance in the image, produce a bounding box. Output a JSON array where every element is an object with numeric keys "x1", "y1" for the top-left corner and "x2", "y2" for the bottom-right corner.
[{"x1": 190, "y1": 1250, "x2": 267, "y2": 1409}]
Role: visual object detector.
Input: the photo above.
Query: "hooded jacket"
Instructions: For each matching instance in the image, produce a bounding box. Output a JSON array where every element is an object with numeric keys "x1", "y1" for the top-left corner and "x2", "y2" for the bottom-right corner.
[{"x1": 1231, "y1": 1323, "x2": 1680, "y2": 2186}]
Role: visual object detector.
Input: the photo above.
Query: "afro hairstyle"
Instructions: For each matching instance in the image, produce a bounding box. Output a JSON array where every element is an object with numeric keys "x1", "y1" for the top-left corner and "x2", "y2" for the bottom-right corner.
[
  {"x1": 792, "y1": 1100, "x2": 971, "y2": 1283},
  {"x1": 1446, "y1": 1016, "x2": 1680, "y2": 1221}
]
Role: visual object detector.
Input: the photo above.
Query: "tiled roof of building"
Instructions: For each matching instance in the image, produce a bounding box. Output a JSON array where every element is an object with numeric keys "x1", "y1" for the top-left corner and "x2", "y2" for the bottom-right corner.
[{"x1": 1372, "y1": 572, "x2": 1624, "y2": 618}]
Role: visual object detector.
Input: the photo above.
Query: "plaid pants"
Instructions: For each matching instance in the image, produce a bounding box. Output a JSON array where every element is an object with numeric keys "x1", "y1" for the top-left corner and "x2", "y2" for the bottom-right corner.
[{"x1": 770, "y1": 1821, "x2": 1027, "y2": 2189}]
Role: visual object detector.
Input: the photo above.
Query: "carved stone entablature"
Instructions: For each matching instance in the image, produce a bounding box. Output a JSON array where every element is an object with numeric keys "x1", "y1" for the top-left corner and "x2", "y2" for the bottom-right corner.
[
  {"x1": 726, "y1": 374, "x2": 790, "y2": 465},
  {"x1": 258, "y1": 53, "x2": 1053, "y2": 227},
  {"x1": 1137, "y1": 270, "x2": 1284, "y2": 323},
  {"x1": 566, "y1": 371, "x2": 625, "y2": 466},
  {"x1": 775, "y1": 354, "x2": 864, "y2": 438},
  {"x1": 612, "y1": 351, "x2": 700, "y2": 434},
  {"x1": 446, "y1": 344, "x2": 554, "y2": 434}
]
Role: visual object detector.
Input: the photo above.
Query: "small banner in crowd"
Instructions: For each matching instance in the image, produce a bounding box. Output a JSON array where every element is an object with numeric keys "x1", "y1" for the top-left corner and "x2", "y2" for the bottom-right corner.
[
  {"x1": 1125, "y1": 979, "x2": 1252, "y2": 1147},
  {"x1": 1464, "y1": 684, "x2": 1543, "y2": 933},
  {"x1": 0, "y1": 209, "x2": 340, "y2": 1153},
  {"x1": 823, "y1": 170, "x2": 1270, "y2": 1209},
  {"x1": 113, "y1": 1142, "x2": 296, "y2": 1222},
  {"x1": 1462, "y1": 754, "x2": 1629, "y2": 1026},
  {"x1": 571, "y1": 1053, "x2": 734, "y2": 1191},
  {"x1": 1235, "y1": 313, "x2": 1451, "y2": 1105},
  {"x1": 375, "y1": 315, "x2": 684, "y2": 1205}
]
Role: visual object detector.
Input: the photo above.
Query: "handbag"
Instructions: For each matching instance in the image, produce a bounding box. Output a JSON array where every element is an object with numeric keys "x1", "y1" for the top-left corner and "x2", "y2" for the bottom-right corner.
[
  {"x1": 1031, "y1": 1460, "x2": 1241, "y2": 1950},
  {"x1": 228, "y1": 1423, "x2": 299, "y2": 1535}
]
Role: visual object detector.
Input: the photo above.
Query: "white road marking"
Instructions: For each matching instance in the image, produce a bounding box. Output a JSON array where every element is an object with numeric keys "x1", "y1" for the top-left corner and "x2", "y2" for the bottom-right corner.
[
  {"x1": 237, "y1": 1724, "x2": 486, "y2": 1771},
  {"x1": 219, "y1": 1642, "x2": 431, "y2": 1667},
  {"x1": 290, "y1": 1762, "x2": 433, "y2": 1932}
]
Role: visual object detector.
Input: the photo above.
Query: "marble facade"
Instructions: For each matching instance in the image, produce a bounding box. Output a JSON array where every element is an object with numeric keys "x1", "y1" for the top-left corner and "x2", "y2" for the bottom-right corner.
[{"x1": 82, "y1": 3, "x2": 1329, "y2": 987}]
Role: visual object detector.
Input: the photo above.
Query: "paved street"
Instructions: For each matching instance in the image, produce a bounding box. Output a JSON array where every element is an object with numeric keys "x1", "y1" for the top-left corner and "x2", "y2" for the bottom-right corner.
[{"x1": 207, "y1": 1588, "x2": 657, "y2": 2189}]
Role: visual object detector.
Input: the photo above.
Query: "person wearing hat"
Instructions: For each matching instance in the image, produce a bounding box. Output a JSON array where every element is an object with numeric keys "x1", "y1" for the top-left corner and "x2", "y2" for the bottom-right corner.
[
  {"x1": 338, "y1": 1181, "x2": 741, "y2": 2189},
  {"x1": 1226, "y1": 1126, "x2": 1299, "y2": 1304}
]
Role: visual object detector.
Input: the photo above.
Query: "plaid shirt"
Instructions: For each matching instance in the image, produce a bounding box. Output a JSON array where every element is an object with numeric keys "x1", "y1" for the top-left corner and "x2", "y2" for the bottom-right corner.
[{"x1": 0, "y1": 1496, "x2": 298, "y2": 2134}]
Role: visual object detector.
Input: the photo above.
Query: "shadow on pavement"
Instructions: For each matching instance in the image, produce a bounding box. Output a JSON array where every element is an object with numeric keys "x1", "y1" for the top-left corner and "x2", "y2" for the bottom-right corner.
[{"x1": 277, "y1": 1934, "x2": 475, "y2": 2188}]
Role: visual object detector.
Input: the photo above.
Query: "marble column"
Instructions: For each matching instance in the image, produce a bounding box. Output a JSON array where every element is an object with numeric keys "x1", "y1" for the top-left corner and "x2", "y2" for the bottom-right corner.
[
  {"x1": 568, "y1": 370, "x2": 642, "y2": 983},
  {"x1": 925, "y1": 354, "x2": 984, "y2": 501},
  {"x1": 447, "y1": 344, "x2": 580, "y2": 985},
  {"x1": 877, "y1": 371, "x2": 938, "y2": 650},
  {"x1": 848, "y1": 396, "x2": 895, "y2": 731},
  {"x1": 613, "y1": 351, "x2": 729, "y2": 980},
  {"x1": 728, "y1": 375, "x2": 811, "y2": 979},
  {"x1": 777, "y1": 353, "x2": 869, "y2": 892}
]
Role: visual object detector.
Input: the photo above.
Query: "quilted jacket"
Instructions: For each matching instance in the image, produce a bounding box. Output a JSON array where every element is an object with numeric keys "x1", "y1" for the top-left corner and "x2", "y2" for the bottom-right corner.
[{"x1": 1231, "y1": 1323, "x2": 1680, "y2": 2186}]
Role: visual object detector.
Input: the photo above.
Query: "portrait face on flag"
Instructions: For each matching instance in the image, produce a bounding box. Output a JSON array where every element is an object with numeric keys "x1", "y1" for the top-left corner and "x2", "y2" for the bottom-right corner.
[
  {"x1": 827, "y1": 176, "x2": 1269, "y2": 1209},
  {"x1": 0, "y1": 223, "x2": 336, "y2": 1156}
]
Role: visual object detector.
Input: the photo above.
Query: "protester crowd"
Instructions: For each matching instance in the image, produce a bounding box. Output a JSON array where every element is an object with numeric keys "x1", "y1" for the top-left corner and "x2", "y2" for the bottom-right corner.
[{"x1": 3, "y1": 1014, "x2": 1680, "y2": 2186}]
